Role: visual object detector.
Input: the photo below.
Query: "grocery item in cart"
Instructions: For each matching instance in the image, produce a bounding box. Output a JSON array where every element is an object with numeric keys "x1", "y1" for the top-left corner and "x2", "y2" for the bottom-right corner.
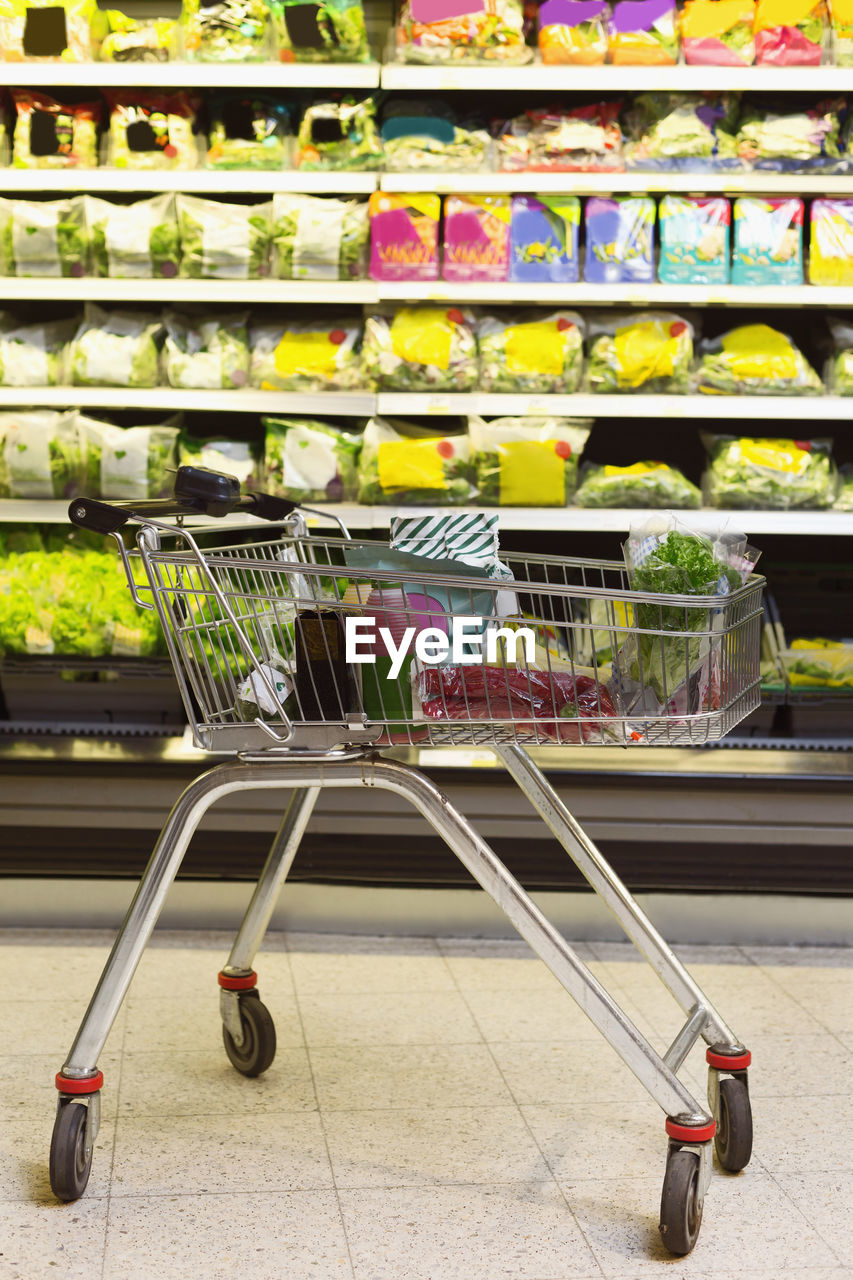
[
  {"x1": 250, "y1": 316, "x2": 363, "y2": 392},
  {"x1": 509, "y1": 195, "x2": 580, "y2": 283},
  {"x1": 263, "y1": 416, "x2": 361, "y2": 502},
  {"x1": 294, "y1": 97, "x2": 382, "y2": 170},
  {"x1": 468, "y1": 416, "x2": 591, "y2": 505},
  {"x1": 70, "y1": 305, "x2": 163, "y2": 388},
  {"x1": 380, "y1": 101, "x2": 490, "y2": 172},
  {"x1": 182, "y1": 0, "x2": 270, "y2": 59},
  {"x1": 607, "y1": 0, "x2": 679, "y2": 62},
  {"x1": 206, "y1": 94, "x2": 292, "y2": 169},
  {"x1": 86, "y1": 193, "x2": 179, "y2": 279},
  {"x1": 827, "y1": 316, "x2": 853, "y2": 392},
  {"x1": 575, "y1": 461, "x2": 701, "y2": 508},
  {"x1": 753, "y1": 0, "x2": 828, "y2": 62},
  {"x1": 93, "y1": 8, "x2": 178, "y2": 60},
  {"x1": 0, "y1": 195, "x2": 88, "y2": 277},
  {"x1": 831, "y1": 0, "x2": 853, "y2": 61},
  {"x1": 368, "y1": 193, "x2": 439, "y2": 281},
  {"x1": 587, "y1": 312, "x2": 694, "y2": 393},
  {"x1": 584, "y1": 196, "x2": 655, "y2": 284},
  {"x1": 10, "y1": 90, "x2": 100, "y2": 169},
  {"x1": 731, "y1": 196, "x2": 803, "y2": 285},
  {"x1": 809, "y1": 198, "x2": 853, "y2": 285},
  {"x1": 0, "y1": 409, "x2": 82, "y2": 498},
  {"x1": 105, "y1": 91, "x2": 199, "y2": 170},
  {"x1": 178, "y1": 195, "x2": 272, "y2": 279},
  {"x1": 163, "y1": 310, "x2": 250, "y2": 388},
  {"x1": 494, "y1": 102, "x2": 624, "y2": 172},
  {"x1": 0, "y1": 316, "x2": 75, "y2": 385},
  {"x1": 537, "y1": 0, "x2": 609, "y2": 62},
  {"x1": 679, "y1": 0, "x2": 755, "y2": 63},
  {"x1": 394, "y1": 0, "x2": 531, "y2": 63},
  {"x1": 0, "y1": 0, "x2": 94, "y2": 59},
  {"x1": 478, "y1": 311, "x2": 584, "y2": 393},
  {"x1": 179, "y1": 430, "x2": 260, "y2": 486},
  {"x1": 356, "y1": 417, "x2": 473, "y2": 504},
  {"x1": 694, "y1": 324, "x2": 822, "y2": 395},
  {"x1": 274, "y1": 193, "x2": 369, "y2": 280},
  {"x1": 78, "y1": 414, "x2": 179, "y2": 499},
  {"x1": 623, "y1": 92, "x2": 740, "y2": 170},
  {"x1": 363, "y1": 306, "x2": 477, "y2": 391},
  {"x1": 658, "y1": 195, "x2": 730, "y2": 284},
  {"x1": 734, "y1": 99, "x2": 843, "y2": 169},
  {"x1": 272, "y1": 0, "x2": 370, "y2": 61},
  {"x1": 442, "y1": 195, "x2": 510, "y2": 282},
  {"x1": 703, "y1": 433, "x2": 837, "y2": 507}
]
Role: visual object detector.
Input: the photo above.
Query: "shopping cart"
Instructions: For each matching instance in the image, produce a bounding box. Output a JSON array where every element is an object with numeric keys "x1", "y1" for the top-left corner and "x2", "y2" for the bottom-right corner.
[{"x1": 53, "y1": 466, "x2": 764, "y2": 1256}]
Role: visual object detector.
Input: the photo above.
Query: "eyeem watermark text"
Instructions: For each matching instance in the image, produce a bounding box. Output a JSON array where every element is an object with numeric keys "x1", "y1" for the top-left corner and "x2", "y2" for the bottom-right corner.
[{"x1": 345, "y1": 616, "x2": 536, "y2": 679}]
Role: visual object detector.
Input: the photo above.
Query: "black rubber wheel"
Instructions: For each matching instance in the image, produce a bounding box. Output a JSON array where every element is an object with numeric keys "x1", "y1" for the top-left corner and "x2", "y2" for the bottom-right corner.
[
  {"x1": 715, "y1": 1075, "x2": 753, "y2": 1172},
  {"x1": 659, "y1": 1148, "x2": 704, "y2": 1256},
  {"x1": 222, "y1": 994, "x2": 276, "y2": 1077},
  {"x1": 49, "y1": 1101, "x2": 94, "y2": 1202}
]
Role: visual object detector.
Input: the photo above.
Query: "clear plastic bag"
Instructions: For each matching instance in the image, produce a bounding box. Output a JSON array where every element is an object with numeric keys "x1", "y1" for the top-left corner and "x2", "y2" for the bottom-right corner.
[
  {"x1": 574, "y1": 460, "x2": 701, "y2": 508},
  {"x1": 753, "y1": 0, "x2": 828, "y2": 63},
  {"x1": 394, "y1": 0, "x2": 531, "y2": 63},
  {"x1": 177, "y1": 195, "x2": 272, "y2": 279},
  {"x1": 105, "y1": 91, "x2": 199, "y2": 170},
  {"x1": 263, "y1": 416, "x2": 361, "y2": 502},
  {"x1": 250, "y1": 317, "x2": 364, "y2": 392},
  {"x1": 362, "y1": 307, "x2": 477, "y2": 391},
  {"x1": 680, "y1": 0, "x2": 755, "y2": 64},
  {"x1": 623, "y1": 92, "x2": 740, "y2": 171},
  {"x1": 294, "y1": 98, "x2": 382, "y2": 171},
  {"x1": 86, "y1": 193, "x2": 180, "y2": 279},
  {"x1": 694, "y1": 324, "x2": 822, "y2": 396},
  {"x1": 0, "y1": 409, "x2": 81, "y2": 498},
  {"x1": 357, "y1": 417, "x2": 473, "y2": 505},
  {"x1": 0, "y1": 195, "x2": 88, "y2": 277},
  {"x1": 587, "y1": 312, "x2": 693, "y2": 393},
  {"x1": 0, "y1": 316, "x2": 75, "y2": 386},
  {"x1": 703, "y1": 434, "x2": 836, "y2": 508},
  {"x1": 468, "y1": 416, "x2": 591, "y2": 506},
  {"x1": 494, "y1": 102, "x2": 624, "y2": 173},
  {"x1": 182, "y1": 0, "x2": 270, "y2": 60},
  {"x1": 827, "y1": 317, "x2": 853, "y2": 394},
  {"x1": 272, "y1": 0, "x2": 369, "y2": 61},
  {"x1": 163, "y1": 310, "x2": 250, "y2": 389},
  {"x1": 538, "y1": 0, "x2": 609, "y2": 63},
  {"x1": 206, "y1": 95, "x2": 291, "y2": 170},
  {"x1": 273, "y1": 193, "x2": 369, "y2": 280},
  {"x1": 77, "y1": 413, "x2": 179, "y2": 499},
  {"x1": 0, "y1": 0, "x2": 94, "y2": 60},
  {"x1": 11, "y1": 90, "x2": 100, "y2": 169},
  {"x1": 70, "y1": 305, "x2": 163, "y2": 388},
  {"x1": 478, "y1": 311, "x2": 584, "y2": 394},
  {"x1": 608, "y1": 0, "x2": 679, "y2": 62}
]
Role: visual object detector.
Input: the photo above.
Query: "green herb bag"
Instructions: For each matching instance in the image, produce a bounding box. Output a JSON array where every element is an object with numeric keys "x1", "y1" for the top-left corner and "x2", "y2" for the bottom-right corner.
[
  {"x1": 294, "y1": 97, "x2": 382, "y2": 170},
  {"x1": 77, "y1": 412, "x2": 179, "y2": 499},
  {"x1": 363, "y1": 307, "x2": 477, "y2": 391},
  {"x1": 703, "y1": 434, "x2": 836, "y2": 509},
  {"x1": 575, "y1": 460, "x2": 701, "y2": 508},
  {"x1": 250, "y1": 317, "x2": 364, "y2": 392},
  {"x1": 272, "y1": 0, "x2": 369, "y2": 61},
  {"x1": 0, "y1": 317, "x2": 75, "y2": 386},
  {"x1": 357, "y1": 416, "x2": 473, "y2": 505},
  {"x1": 478, "y1": 311, "x2": 584, "y2": 394},
  {"x1": 179, "y1": 431, "x2": 261, "y2": 487}
]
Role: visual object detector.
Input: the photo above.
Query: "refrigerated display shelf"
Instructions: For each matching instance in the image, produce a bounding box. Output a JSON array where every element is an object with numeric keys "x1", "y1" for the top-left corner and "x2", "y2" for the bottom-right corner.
[
  {"x1": 0, "y1": 278, "x2": 379, "y2": 304},
  {"x1": 0, "y1": 170, "x2": 379, "y2": 194},
  {"x1": 0, "y1": 388, "x2": 375, "y2": 414},
  {"x1": 380, "y1": 61, "x2": 853, "y2": 92},
  {"x1": 380, "y1": 172, "x2": 853, "y2": 196},
  {"x1": 0, "y1": 61, "x2": 381, "y2": 88}
]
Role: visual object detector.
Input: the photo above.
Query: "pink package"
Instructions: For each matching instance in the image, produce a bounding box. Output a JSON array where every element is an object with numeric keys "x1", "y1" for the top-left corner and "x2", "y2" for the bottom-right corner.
[
  {"x1": 369, "y1": 193, "x2": 440, "y2": 281},
  {"x1": 442, "y1": 195, "x2": 511, "y2": 282}
]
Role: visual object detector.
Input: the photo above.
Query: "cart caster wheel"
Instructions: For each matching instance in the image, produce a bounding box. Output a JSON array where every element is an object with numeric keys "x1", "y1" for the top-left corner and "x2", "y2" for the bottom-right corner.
[
  {"x1": 50, "y1": 1100, "x2": 94, "y2": 1202},
  {"x1": 222, "y1": 992, "x2": 276, "y2": 1077},
  {"x1": 714, "y1": 1075, "x2": 753, "y2": 1172},
  {"x1": 659, "y1": 1148, "x2": 704, "y2": 1256}
]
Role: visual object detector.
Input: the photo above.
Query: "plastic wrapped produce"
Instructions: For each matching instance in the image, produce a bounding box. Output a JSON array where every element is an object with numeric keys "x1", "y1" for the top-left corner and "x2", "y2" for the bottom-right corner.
[
  {"x1": 623, "y1": 92, "x2": 740, "y2": 171},
  {"x1": 86, "y1": 193, "x2": 179, "y2": 279},
  {"x1": 658, "y1": 195, "x2": 730, "y2": 284},
  {"x1": 468, "y1": 416, "x2": 591, "y2": 506},
  {"x1": 478, "y1": 311, "x2": 584, "y2": 394},
  {"x1": 182, "y1": 0, "x2": 269, "y2": 59},
  {"x1": 575, "y1": 461, "x2": 701, "y2": 508},
  {"x1": 294, "y1": 98, "x2": 382, "y2": 171},
  {"x1": 695, "y1": 324, "x2": 822, "y2": 395},
  {"x1": 608, "y1": 0, "x2": 679, "y2": 62},
  {"x1": 93, "y1": 9, "x2": 177, "y2": 60},
  {"x1": 0, "y1": 410, "x2": 81, "y2": 498},
  {"x1": 105, "y1": 91, "x2": 199, "y2": 170},
  {"x1": 680, "y1": 0, "x2": 755, "y2": 63},
  {"x1": 368, "y1": 193, "x2": 439, "y2": 281},
  {"x1": 250, "y1": 317, "x2": 363, "y2": 392},
  {"x1": 584, "y1": 196, "x2": 655, "y2": 284},
  {"x1": 380, "y1": 102, "x2": 490, "y2": 172},
  {"x1": 0, "y1": 0, "x2": 94, "y2": 59},
  {"x1": 587, "y1": 313, "x2": 693, "y2": 394},
  {"x1": 0, "y1": 196, "x2": 87, "y2": 277},
  {"x1": 11, "y1": 90, "x2": 99, "y2": 169},
  {"x1": 735, "y1": 100, "x2": 843, "y2": 170},
  {"x1": 78, "y1": 414, "x2": 179, "y2": 499},
  {"x1": 163, "y1": 311, "x2": 250, "y2": 389},
  {"x1": 264, "y1": 417, "x2": 361, "y2": 502},
  {"x1": 495, "y1": 102, "x2": 623, "y2": 173},
  {"x1": 206, "y1": 95, "x2": 291, "y2": 169},
  {"x1": 177, "y1": 195, "x2": 272, "y2": 279},
  {"x1": 357, "y1": 417, "x2": 472, "y2": 505},
  {"x1": 754, "y1": 0, "x2": 827, "y2": 62},
  {"x1": 834, "y1": 465, "x2": 853, "y2": 508},
  {"x1": 442, "y1": 195, "x2": 510, "y2": 282},
  {"x1": 828, "y1": 317, "x2": 853, "y2": 392},
  {"x1": 537, "y1": 0, "x2": 608, "y2": 62},
  {"x1": 363, "y1": 307, "x2": 477, "y2": 391},
  {"x1": 509, "y1": 196, "x2": 580, "y2": 283},
  {"x1": 703, "y1": 434, "x2": 836, "y2": 508},
  {"x1": 394, "y1": 0, "x2": 530, "y2": 63},
  {"x1": 70, "y1": 306, "x2": 162, "y2": 388},
  {"x1": 179, "y1": 431, "x2": 260, "y2": 486},
  {"x1": 732, "y1": 197, "x2": 803, "y2": 286},
  {"x1": 272, "y1": 193, "x2": 368, "y2": 281},
  {"x1": 272, "y1": 0, "x2": 369, "y2": 61},
  {"x1": 809, "y1": 199, "x2": 853, "y2": 285},
  {"x1": 831, "y1": 0, "x2": 853, "y2": 62},
  {"x1": 0, "y1": 317, "x2": 74, "y2": 385},
  {"x1": 782, "y1": 637, "x2": 853, "y2": 688}
]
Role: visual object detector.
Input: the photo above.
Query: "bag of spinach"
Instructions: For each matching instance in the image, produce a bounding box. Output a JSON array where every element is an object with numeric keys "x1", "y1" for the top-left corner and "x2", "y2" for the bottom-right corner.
[{"x1": 264, "y1": 417, "x2": 362, "y2": 502}]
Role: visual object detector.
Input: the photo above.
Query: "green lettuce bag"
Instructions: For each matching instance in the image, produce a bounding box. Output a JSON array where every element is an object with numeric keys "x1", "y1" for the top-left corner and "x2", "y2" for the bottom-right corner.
[
  {"x1": 0, "y1": 196, "x2": 88, "y2": 277},
  {"x1": 264, "y1": 417, "x2": 362, "y2": 502},
  {"x1": 177, "y1": 195, "x2": 272, "y2": 279},
  {"x1": 86, "y1": 193, "x2": 180, "y2": 279}
]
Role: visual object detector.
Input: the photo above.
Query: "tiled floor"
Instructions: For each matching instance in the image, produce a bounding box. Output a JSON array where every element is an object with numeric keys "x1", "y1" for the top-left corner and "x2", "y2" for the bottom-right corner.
[{"x1": 1, "y1": 928, "x2": 852, "y2": 1280}]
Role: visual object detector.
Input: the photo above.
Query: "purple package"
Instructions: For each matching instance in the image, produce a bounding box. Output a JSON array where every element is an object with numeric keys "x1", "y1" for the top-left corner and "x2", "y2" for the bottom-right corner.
[
  {"x1": 584, "y1": 195, "x2": 655, "y2": 283},
  {"x1": 442, "y1": 195, "x2": 511, "y2": 282},
  {"x1": 510, "y1": 195, "x2": 580, "y2": 282},
  {"x1": 369, "y1": 193, "x2": 440, "y2": 281}
]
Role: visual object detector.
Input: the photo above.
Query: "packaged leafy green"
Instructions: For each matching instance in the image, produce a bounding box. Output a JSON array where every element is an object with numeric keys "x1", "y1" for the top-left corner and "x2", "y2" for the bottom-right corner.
[
  {"x1": 468, "y1": 416, "x2": 591, "y2": 506},
  {"x1": 0, "y1": 317, "x2": 75, "y2": 386},
  {"x1": 588, "y1": 312, "x2": 693, "y2": 394},
  {"x1": 0, "y1": 0, "x2": 94, "y2": 59},
  {"x1": 478, "y1": 311, "x2": 584, "y2": 394},
  {"x1": 735, "y1": 100, "x2": 842, "y2": 171},
  {"x1": 93, "y1": 8, "x2": 177, "y2": 59},
  {"x1": 177, "y1": 195, "x2": 272, "y2": 279},
  {"x1": 294, "y1": 98, "x2": 382, "y2": 171},
  {"x1": 179, "y1": 431, "x2": 261, "y2": 487},
  {"x1": 828, "y1": 318, "x2": 853, "y2": 394},
  {"x1": 395, "y1": 0, "x2": 530, "y2": 62},
  {"x1": 0, "y1": 409, "x2": 83, "y2": 499},
  {"x1": 105, "y1": 91, "x2": 199, "y2": 170},
  {"x1": 575, "y1": 461, "x2": 701, "y2": 508},
  {"x1": 834, "y1": 465, "x2": 853, "y2": 509},
  {"x1": 703, "y1": 434, "x2": 836, "y2": 509},
  {"x1": 0, "y1": 195, "x2": 88, "y2": 277},
  {"x1": 695, "y1": 324, "x2": 822, "y2": 396},
  {"x1": 680, "y1": 0, "x2": 755, "y2": 65},
  {"x1": 86, "y1": 193, "x2": 180, "y2": 279},
  {"x1": 206, "y1": 95, "x2": 291, "y2": 169},
  {"x1": 272, "y1": 0, "x2": 369, "y2": 61},
  {"x1": 538, "y1": 0, "x2": 609, "y2": 63},
  {"x1": 380, "y1": 102, "x2": 490, "y2": 172},
  {"x1": 11, "y1": 90, "x2": 100, "y2": 169},
  {"x1": 782, "y1": 637, "x2": 853, "y2": 688},
  {"x1": 272, "y1": 193, "x2": 368, "y2": 280},
  {"x1": 357, "y1": 417, "x2": 473, "y2": 505},
  {"x1": 264, "y1": 417, "x2": 361, "y2": 502},
  {"x1": 182, "y1": 0, "x2": 270, "y2": 59},
  {"x1": 77, "y1": 413, "x2": 179, "y2": 499},
  {"x1": 70, "y1": 305, "x2": 163, "y2": 388},
  {"x1": 608, "y1": 0, "x2": 679, "y2": 63},
  {"x1": 250, "y1": 317, "x2": 364, "y2": 392},
  {"x1": 163, "y1": 310, "x2": 250, "y2": 389},
  {"x1": 831, "y1": 0, "x2": 853, "y2": 62},
  {"x1": 753, "y1": 0, "x2": 827, "y2": 64},
  {"x1": 623, "y1": 92, "x2": 740, "y2": 171},
  {"x1": 363, "y1": 307, "x2": 477, "y2": 391}
]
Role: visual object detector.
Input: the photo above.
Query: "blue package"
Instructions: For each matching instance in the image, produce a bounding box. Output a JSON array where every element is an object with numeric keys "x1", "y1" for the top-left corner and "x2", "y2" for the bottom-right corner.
[
  {"x1": 509, "y1": 195, "x2": 580, "y2": 282},
  {"x1": 732, "y1": 197, "x2": 804, "y2": 286},
  {"x1": 584, "y1": 196, "x2": 655, "y2": 284},
  {"x1": 659, "y1": 195, "x2": 730, "y2": 284}
]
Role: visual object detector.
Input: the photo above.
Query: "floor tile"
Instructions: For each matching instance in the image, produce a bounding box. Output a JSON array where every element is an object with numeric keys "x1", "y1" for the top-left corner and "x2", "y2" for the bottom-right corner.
[
  {"x1": 776, "y1": 1172, "x2": 853, "y2": 1267},
  {"x1": 4, "y1": 944, "x2": 115, "y2": 1000},
  {"x1": 287, "y1": 933, "x2": 440, "y2": 957},
  {"x1": 489, "y1": 1040, "x2": 651, "y2": 1107},
  {"x1": 310, "y1": 1043, "x2": 514, "y2": 1112},
  {"x1": 739, "y1": 1034, "x2": 853, "y2": 1098},
  {"x1": 2, "y1": 999, "x2": 126, "y2": 1058},
  {"x1": 129, "y1": 944, "x2": 295, "y2": 1001},
  {"x1": 749, "y1": 1094, "x2": 853, "y2": 1175},
  {"x1": 438, "y1": 936, "x2": 596, "y2": 965},
  {"x1": 289, "y1": 951, "x2": 455, "y2": 995},
  {"x1": 522, "y1": 1102, "x2": 663, "y2": 1182},
  {"x1": 298, "y1": 990, "x2": 482, "y2": 1047},
  {"x1": 1, "y1": 1117, "x2": 115, "y2": 1203},
  {"x1": 463, "y1": 986, "x2": 658, "y2": 1045},
  {"x1": 442, "y1": 954, "x2": 564, "y2": 992},
  {"x1": 123, "y1": 987, "x2": 304, "y2": 1052},
  {"x1": 743, "y1": 945, "x2": 853, "y2": 969},
  {"x1": 0, "y1": 1197, "x2": 109, "y2": 1280},
  {"x1": 0, "y1": 1053, "x2": 121, "y2": 1124},
  {"x1": 117, "y1": 1047, "x2": 316, "y2": 1117},
  {"x1": 754, "y1": 970, "x2": 853, "y2": 1034}
]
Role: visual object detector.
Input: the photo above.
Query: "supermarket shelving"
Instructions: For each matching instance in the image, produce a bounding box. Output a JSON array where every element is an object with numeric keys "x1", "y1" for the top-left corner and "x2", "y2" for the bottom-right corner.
[
  {"x1": 380, "y1": 172, "x2": 853, "y2": 196},
  {"x1": 0, "y1": 170, "x2": 378, "y2": 194},
  {"x1": 0, "y1": 388, "x2": 375, "y2": 414},
  {"x1": 0, "y1": 61, "x2": 380, "y2": 88},
  {"x1": 0, "y1": 278, "x2": 380, "y2": 304}
]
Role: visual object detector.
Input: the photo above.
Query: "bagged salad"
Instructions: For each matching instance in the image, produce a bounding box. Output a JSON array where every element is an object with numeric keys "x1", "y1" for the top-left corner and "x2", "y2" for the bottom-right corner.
[
  {"x1": 834, "y1": 465, "x2": 853, "y2": 508},
  {"x1": 294, "y1": 97, "x2": 382, "y2": 171},
  {"x1": 86, "y1": 193, "x2": 180, "y2": 279},
  {"x1": 732, "y1": 196, "x2": 803, "y2": 285},
  {"x1": 0, "y1": 409, "x2": 82, "y2": 499},
  {"x1": 443, "y1": 194, "x2": 510, "y2": 282},
  {"x1": 703, "y1": 434, "x2": 837, "y2": 508},
  {"x1": 394, "y1": 0, "x2": 530, "y2": 63},
  {"x1": 357, "y1": 417, "x2": 472, "y2": 505},
  {"x1": 11, "y1": 90, "x2": 99, "y2": 169},
  {"x1": 77, "y1": 413, "x2": 179, "y2": 500},
  {"x1": 0, "y1": 0, "x2": 94, "y2": 59},
  {"x1": 468, "y1": 416, "x2": 591, "y2": 506},
  {"x1": 0, "y1": 317, "x2": 74, "y2": 385},
  {"x1": 494, "y1": 102, "x2": 623, "y2": 172},
  {"x1": 105, "y1": 91, "x2": 199, "y2": 170},
  {"x1": 182, "y1": 0, "x2": 270, "y2": 60},
  {"x1": 781, "y1": 638, "x2": 853, "y2": 689},
  {"x1": 250, "y1": 317, "x2": 364, "y2": 392},
  {"x1": 735, "y1": 99, "x2": 843, "y2": 170},
  {"x1": 273, "y1": 0, "x2": 369, "y2": 61},
  {"x1": 754, "y1": 0, "x2": 828, "y2": 62},
  {"x1": 575, "y1": 460, "x2": 701, "y2": 508},
  {"x1": 680, "y1": 0, "x2": 755, "y2": 63},
  {"x1": 264, "y1": 416, "x2": 361, "y2": 502},
  {"x1": 538, "y1": 0, "x2": 609, "y2": 62},
  {"x1": 827, "y1": 317, "x2": 853, "y2": 392},
  {"x1": 93, "y1": 8, "x2": 177, "y2": 60},
  {"x1": 588, "y1": 312, "x2": 694, "y2": 394},
  {"x1": 163, "y1": 310, "x2": 250, "y2": 389},
  {"x1": 809, "y1": 199, "x2": 853, "y2": 286},
  {"x1": 478, "y1": 311, "x2": 584, "y2": 394},
  {"x1": 584, "y1": 196, "x2": 655, "y2": 284},
  {"x1": 179, "y1": 431, "x2": 261, "y2": 487},
  {"x1": 206, "y1": 95, "x2": 292, "y2": 169},
  {"x1": 658, "y1": 195, "x2": 730, "y2": 284},
  {"x1": 0, "y1": 195, "x2": 88, "y2": 276},
  {"x1": 368, "y1": 193, "x2": 439, "y2": 281},
  {"x1": 380, "y1": 100, "x2": 490, "y2": 172},
  {"x1": 70, "y1": 305, "x2": 163, "y2": 388},
  {"x1": 623, "y1": 92, "x2": 740, "y2": 171},
  {"x1": 177, "y1": 195, "x2": 272, "y2": 279},
  {"x1": 509, "y1": 195, "x2": 580, "y2": 283},
  {"x1": 694, "y1": 324, "x2": 822, "y2": 395},
  {"x1": 274, "y1": 192, "x2": 369, "y2": 280},
  {"x1": 608, "y1": 0, "x2": 679, "y2": 62},
  {"x1": 831, "y1": 0, "x2": 853, "y2": 61},
  {"x1": 362, "y1": 306, "x2": 477, "y2": 391}
]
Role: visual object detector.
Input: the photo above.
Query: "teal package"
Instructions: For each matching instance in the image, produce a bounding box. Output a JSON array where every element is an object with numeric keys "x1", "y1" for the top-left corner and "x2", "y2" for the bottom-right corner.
[
  {"x1": 732, "y1": 196, "x2": 804, "y2": 286},
  {"x1": 658, "y1": 195, "x2": 730, "y2": 284}
]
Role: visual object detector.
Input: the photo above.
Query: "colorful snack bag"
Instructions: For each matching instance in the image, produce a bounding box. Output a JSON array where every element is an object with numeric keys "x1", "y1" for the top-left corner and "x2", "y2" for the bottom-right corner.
[
  {"x1": 395, "y1": 0, "x2": 531, "y2": 64},
  {"x1": 11, "y1": 90, "x2": 99, "y2": 169},
  {"x1": 608, "y1": 0, "x2": 679, "y2": 62},
  {"x1": 368, "y1": 193, "x2": 440, "y2": 281},
  {"x1": 831, "y1": 0, "x2": 853, "y2": 62},
  {"x1": 731, "y1": 197, "x2": 803, "y2": 286},
  {"x1": 478, "y1": 311, "x2": 585, "y2": 394},
  {"x1": 495, "y1": 102, "x2": 624, "y2": 172},
  {"x1": 809, "y1": 199, "x2": 853, "y2": 286},
  {"x1": 753, "y1": 0, "x2": 828, "y2": 62},
  {"x1": 442, "y1": 195, "x2": 510, "y2": 283},
  {"x1": 680, "y1": 0, "x2": 755, "y2": 63},
  {"x1": 105, "y1": 91, "x2": 199, "y2": 170},
  {"x1": 537, "y1": 0, "x2": 609, "y2": 62},
  {"x1": 659, "y1": 196, "x2": 730, "y2": 284},
  {"x1": 509, "y1": 195, "x2": 580, "y2": 283},
  {"x1": 584, "y1": 196, "x2": 655, "y2": 284}
]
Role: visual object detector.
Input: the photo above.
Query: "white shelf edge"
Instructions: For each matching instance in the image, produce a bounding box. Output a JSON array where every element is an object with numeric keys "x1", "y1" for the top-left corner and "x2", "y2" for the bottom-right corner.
[
  {"x1": 375, "y1": 392, "x2": 853, "y2": 420},
  {"x1": 0, "y1": 170, "x2": 378, "y2": 194},
  {"x1": 0, "y1": 279, "x2": 380, "y2": 304},
  {"x1": 380, "y1": 171, "x2": 853, "y2": 196},
  {"x1": 0, "y1": 388, "x2": 376, "y2": 415},
  {"x1": 380, "y1": 61, "x2": 853, "y2": 92},
  {"x1": 0, "y1": 60, "x2": 380, "y2": 87},
  {"x1": 375, "y1": 282, "x2": 853, "y2": 307}
]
